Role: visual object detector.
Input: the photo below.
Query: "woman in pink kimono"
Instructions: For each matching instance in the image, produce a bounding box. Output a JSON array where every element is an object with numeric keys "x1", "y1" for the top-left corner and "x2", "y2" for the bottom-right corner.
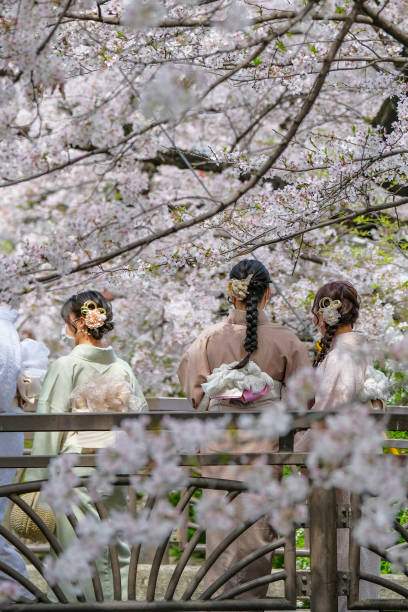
[
  {"x1": 178, "y1": 259, "x2": 310, "y2": 608},
  {"x1": 308, "y1": 281, "x2": 387, "y2": 612}
]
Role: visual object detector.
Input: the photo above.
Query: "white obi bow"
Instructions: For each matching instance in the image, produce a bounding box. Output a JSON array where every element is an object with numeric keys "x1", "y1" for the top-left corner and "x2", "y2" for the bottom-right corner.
[
  {"x1": 360, "y1": 365, "x2": 389, "y2": 403},
  {"x1": 202, "y1": 360, "x2": 281, "y2": 402},
  {"x1": 64, "y1": 375, "x2": 143, "y2": 453}
]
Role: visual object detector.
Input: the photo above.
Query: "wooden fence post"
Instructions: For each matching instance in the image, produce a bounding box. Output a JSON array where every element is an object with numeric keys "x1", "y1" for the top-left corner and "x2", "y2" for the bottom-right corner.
[{"x1": 310, "y1": 487, "x2": 337, "y2": 612}]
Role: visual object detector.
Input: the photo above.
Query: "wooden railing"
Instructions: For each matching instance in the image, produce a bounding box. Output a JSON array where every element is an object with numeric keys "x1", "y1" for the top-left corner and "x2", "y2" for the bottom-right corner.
[{"x1": 0, "y1": 403, "x2": 407, "y2": 611}]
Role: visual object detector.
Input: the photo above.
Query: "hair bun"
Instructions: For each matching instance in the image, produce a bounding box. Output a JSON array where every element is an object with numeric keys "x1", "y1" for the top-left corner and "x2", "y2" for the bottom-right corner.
[{"x1": 61, "y1": 290, "x2": 114, "y2": 340}]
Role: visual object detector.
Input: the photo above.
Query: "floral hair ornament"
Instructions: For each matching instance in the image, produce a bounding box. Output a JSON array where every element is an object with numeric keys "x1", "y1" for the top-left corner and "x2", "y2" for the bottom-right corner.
[
  {"x1": 227, "y1": 274, "x2": 253, "y2": 301},
  {"x1": 80, "y1": 300, "x2": 107, "y2": 329},
  {"x1": 318, "y1": 296, "x2": 342, "y2": 326}
]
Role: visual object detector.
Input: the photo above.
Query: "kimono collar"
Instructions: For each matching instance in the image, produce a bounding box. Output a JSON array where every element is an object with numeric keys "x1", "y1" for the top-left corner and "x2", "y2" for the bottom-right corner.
[
  {"x1": 332, "y1": 330, "x2": 366, "y2": 348},
  {"x1": 227, "y1": 309, "x2": 269, "y2": 326},
  {"x1": 70, "y1": 344, "x2": 116, "y2": 365}
]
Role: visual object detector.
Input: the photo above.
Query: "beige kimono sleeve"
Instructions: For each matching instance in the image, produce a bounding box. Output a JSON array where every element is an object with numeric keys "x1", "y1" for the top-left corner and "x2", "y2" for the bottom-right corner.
[
  {"x1": 313, "y1": 347, "x2": 366, "y2": 411},
  {"x1": 178, "y1": 332, "x2": 211, "y2": 410},
  {"x1": 282, "y1": 336, "x2": 311, "y2": 384}
]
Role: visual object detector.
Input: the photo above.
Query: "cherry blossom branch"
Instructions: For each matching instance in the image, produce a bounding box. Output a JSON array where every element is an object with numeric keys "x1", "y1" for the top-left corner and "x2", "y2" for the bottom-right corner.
[
  {"x1": 218, "y1": 1, "x2": 362, "y2": 207},
  {"x1": 0, "y1": 121, "x2": 161, "y2": 188},
  {"x1": 193, "y1": 1, "x2": 318, "y2": 106},
  {"x1": 362, "y1": 2, "x2": 408, "y2": 47},
  {"x1": 36, "y1": 175, "x2": 408, "y2": 285},
  {"x1": 231, "y1": 89, "x2": 293, "y2": 151},
  {"x1": 228, "y1": 198, "x2": 408, "y2": 256},
  {"x1": 36, "y1": 0, "x2": 73, "y2": 56},
  {"x1": 61, "y1": 10, "x2": 374, "y2": 28}
]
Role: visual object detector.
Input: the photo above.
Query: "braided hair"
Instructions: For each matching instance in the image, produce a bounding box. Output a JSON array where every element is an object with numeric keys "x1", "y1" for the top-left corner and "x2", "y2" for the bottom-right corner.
[
  {"x1": 229, "y1": 260, "x2": 271, "y2": 369},
  {"x1": 61, "y1": 290, "x2": 114, "y2": 341},
  {"x1": 312, "y1": 281, "x2": 360, "y2": 367}
]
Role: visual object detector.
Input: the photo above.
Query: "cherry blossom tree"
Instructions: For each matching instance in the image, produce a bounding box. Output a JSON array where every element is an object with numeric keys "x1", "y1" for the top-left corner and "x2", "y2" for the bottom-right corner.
[
  {"x1": 1, "y1": 0, "x2": 407, "y2": 395},
  {"x1": 2, "y1": 2, "x2": 408, "y2": 598}
]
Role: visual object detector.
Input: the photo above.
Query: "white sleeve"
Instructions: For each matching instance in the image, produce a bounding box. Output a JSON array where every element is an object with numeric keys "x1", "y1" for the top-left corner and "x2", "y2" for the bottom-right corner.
[
  {"x1": 17, "y1": 338, "x2": 50, "y2": 404},
  {"x1": 20, "y1": 338, "x2": 49, "y2": 380},
  {"x1": 0, "y1": 342, "x2": 20, "y2": 413}
]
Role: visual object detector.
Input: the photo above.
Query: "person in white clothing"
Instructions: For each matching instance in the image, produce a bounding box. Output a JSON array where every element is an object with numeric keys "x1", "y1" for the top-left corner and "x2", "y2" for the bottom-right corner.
[{"x1": 0, "y1": 305, "x2": 49, "y2": 600}]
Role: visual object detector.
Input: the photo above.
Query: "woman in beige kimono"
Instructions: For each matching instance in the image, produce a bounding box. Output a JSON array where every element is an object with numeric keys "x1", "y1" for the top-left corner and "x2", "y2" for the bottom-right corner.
[
  {"x1": 312, "y1": 281, "x2": 386, "y2": 411},
  {"x1": 25, "y1": 290, "x2": 147, "y2": 601},
  {"x1": 305, "y1": 281, "x2": 387, "y2": 612},
  {"x1": 178, "y1": 259, "x2": 310, "y2": 607}
]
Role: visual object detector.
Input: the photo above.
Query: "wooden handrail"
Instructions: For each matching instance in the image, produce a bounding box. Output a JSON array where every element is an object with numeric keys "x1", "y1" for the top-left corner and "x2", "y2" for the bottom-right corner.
[{"x1": 0, "y1": 406, "x2": 407, "y2": 432}]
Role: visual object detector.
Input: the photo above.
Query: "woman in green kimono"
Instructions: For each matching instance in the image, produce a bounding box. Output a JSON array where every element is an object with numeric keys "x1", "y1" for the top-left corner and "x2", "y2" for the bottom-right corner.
[{"x1": 25, "y1": 290, "x2": 147, "y2": 601}]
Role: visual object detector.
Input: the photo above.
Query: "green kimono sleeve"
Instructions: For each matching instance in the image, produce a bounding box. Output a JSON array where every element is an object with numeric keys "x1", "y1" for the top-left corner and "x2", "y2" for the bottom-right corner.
[
  {"x1": 127, "y1": 368, "x2": 148, "y2": 412},
  {"x1": 25, "y1": 358, "x2": 73, "y2": 482},
  {"x1": 134, "y1": 376, "x2": 148, "y2": 412},
  {"x1": 115, "y1": 357, "x2": 148, "y2": 412}
]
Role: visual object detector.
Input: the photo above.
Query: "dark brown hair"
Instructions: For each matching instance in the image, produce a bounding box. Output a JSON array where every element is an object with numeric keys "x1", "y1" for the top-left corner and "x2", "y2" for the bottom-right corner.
[
  {"x1": 312, "y1": 281, "x2": 360, "y2": 367},
  {"x1": 61, "y1": 290, "x2": 114, "y2": 341},
  {"x1": 229, "y1": 259, "x2": 271, "y2": 369}
]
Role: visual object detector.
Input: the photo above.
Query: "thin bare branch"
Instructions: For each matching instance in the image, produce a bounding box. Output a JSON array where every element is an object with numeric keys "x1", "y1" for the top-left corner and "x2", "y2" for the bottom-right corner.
[{"x1": 36, "y1": 0, "x2": 73, "y2": 55}]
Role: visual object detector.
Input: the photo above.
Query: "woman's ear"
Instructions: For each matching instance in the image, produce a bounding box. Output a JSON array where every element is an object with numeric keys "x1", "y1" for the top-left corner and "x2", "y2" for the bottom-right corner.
[
  {"x1": 69, "y1": 314, "x2": 86, "y2": 334},
  {"x1": 76, "y1": 316, "x2": 87, "y2": 332},
  {"x1": 258, "y1": 287, "x2": 271, "y2": 310},
  {"x1": 263, "y1": 287, "x2": 271, "y2": 306}
]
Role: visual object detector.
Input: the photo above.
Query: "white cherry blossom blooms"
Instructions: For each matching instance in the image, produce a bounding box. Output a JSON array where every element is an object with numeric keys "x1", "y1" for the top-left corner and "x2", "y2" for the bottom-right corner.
[
  {"x1": 307, "y1": 403, "x2": 385, "y2": 489},
  {"x1": 284, "y1": 366, "x2": 321, "y2": 413},
  {"x1": 41, "y1": 453, "x2": 81, "y2": 514},
  {"x1": 0, "y1": 581, "x2": 22, "y2": 603},
  {"x1": 195, "y1": 493, "x2": 237, "y2": 532}
]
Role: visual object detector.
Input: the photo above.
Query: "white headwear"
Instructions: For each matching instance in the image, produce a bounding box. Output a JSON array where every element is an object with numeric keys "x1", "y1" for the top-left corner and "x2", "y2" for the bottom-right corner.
[{"x1": 0, "y1": 306, "x2": 49, "y2": 411}]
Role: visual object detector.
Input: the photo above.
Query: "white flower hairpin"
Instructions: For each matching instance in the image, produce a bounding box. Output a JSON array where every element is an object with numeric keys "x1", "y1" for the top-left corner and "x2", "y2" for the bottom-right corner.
[
  {"x1": 318, "y1": 296, "x2": 342, "y2": 326},
  {"x1": 80, "y1": 300, "x2": 107, "y2": 329},
  {"x1": 226, "y1": 274, "x2": 253, "y2": 301}
]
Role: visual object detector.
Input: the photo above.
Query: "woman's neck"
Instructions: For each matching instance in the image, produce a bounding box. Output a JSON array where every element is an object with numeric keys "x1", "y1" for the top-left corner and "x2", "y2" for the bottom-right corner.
[
  {"x1": 75, "y1": 336, "x2": 103, "y2": 348},
  {"x1": 336, "y1": 324, "x2": 353, "y2": 335},
  {"x1": 233, "y1": 302, "x2": 266, "y2": 312}
]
